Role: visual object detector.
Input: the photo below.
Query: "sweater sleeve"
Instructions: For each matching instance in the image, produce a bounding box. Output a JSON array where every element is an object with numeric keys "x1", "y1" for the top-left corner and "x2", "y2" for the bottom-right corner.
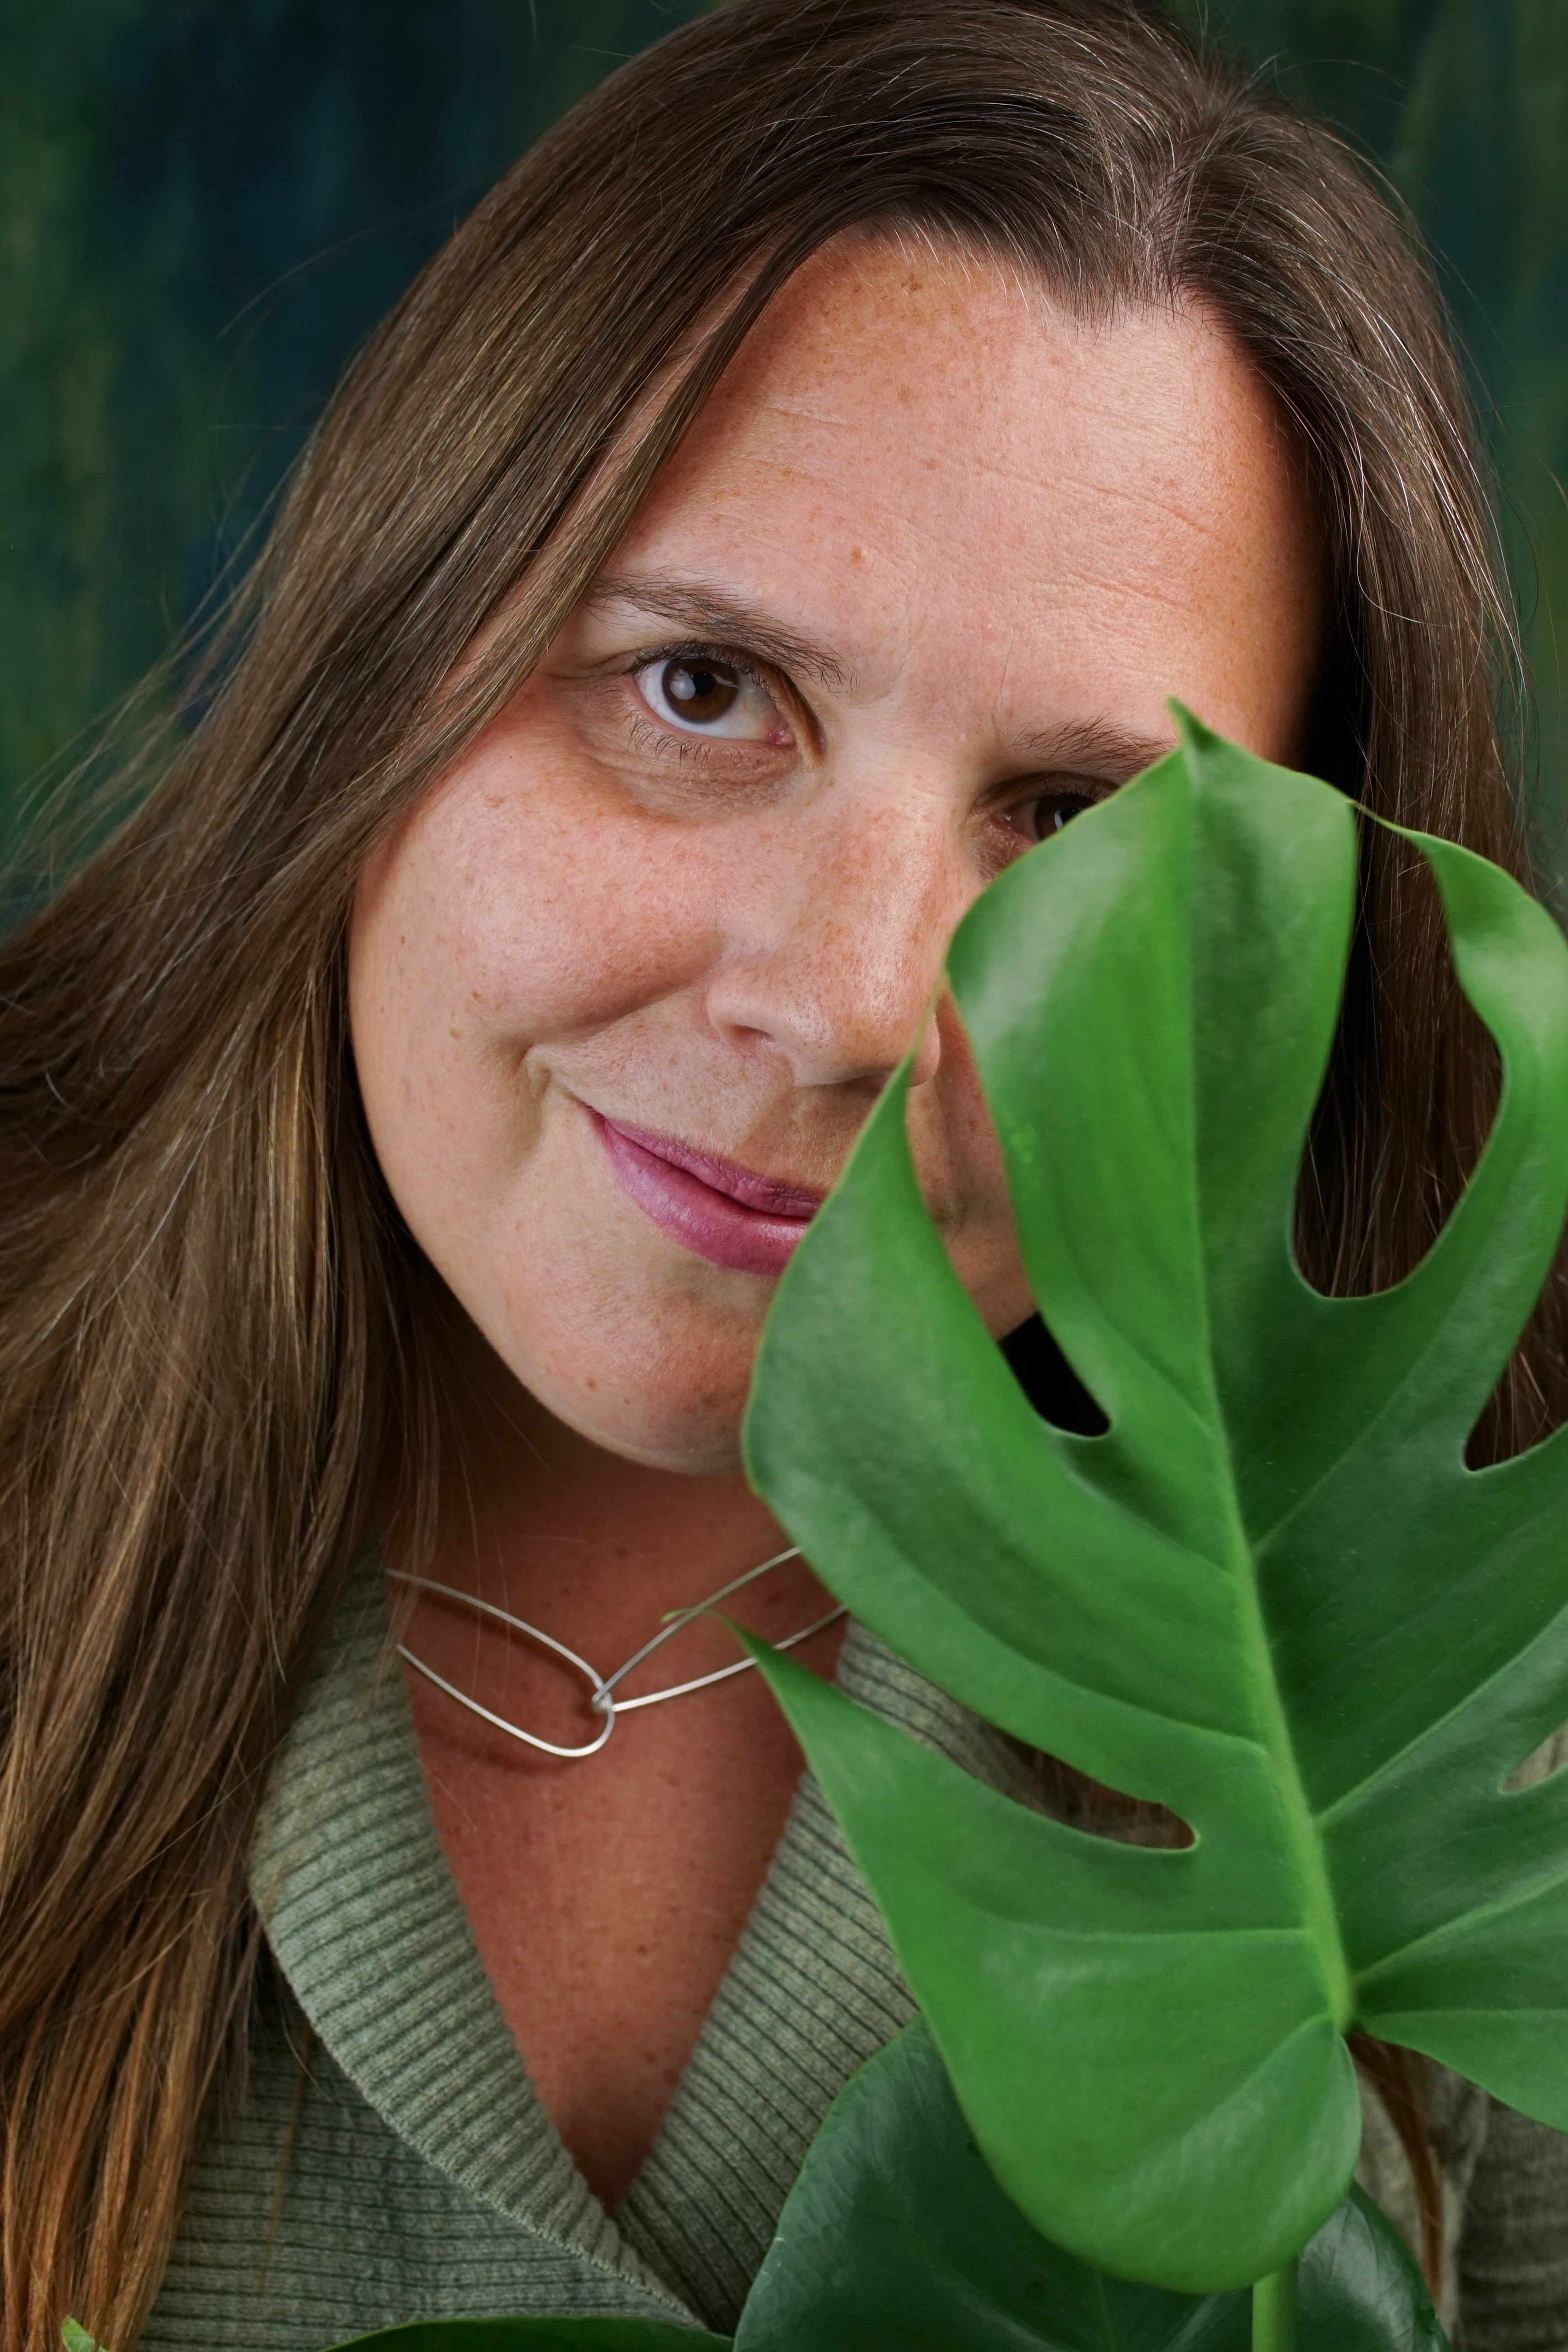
[{"x1": 1457, "y1": 2102, "x2": 1568, "y2": 2352}]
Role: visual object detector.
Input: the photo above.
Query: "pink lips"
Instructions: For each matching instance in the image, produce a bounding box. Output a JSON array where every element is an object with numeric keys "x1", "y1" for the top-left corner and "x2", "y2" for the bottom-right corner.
[{"x1": 593, "y1": 1113, "x2": 824, "y2": 1275}]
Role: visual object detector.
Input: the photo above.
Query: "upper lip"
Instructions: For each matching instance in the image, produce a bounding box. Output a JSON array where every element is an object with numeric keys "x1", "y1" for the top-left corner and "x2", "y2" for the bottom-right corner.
[{"x1": 597, "y1": 1116, "x2": 827, "y2": 1220}]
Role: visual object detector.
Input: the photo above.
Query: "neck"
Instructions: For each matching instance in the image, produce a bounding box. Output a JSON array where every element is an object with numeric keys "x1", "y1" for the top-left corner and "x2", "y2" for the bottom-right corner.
[{"x1": 391, "y1": 1313, "x2": 802, "y2": 1656}]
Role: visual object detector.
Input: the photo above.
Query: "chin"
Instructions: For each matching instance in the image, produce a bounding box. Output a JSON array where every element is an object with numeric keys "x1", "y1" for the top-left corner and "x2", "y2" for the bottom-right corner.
[
  {"x1": 516, "y1": 1346, "x2": 754, "y2": 1477},
  {"x1": 552, "y1": 1388, "x2": 750, "y2": 1477},
  {"x1": 488, "y1": 1251, "x2": 776, "y2": 1475}
]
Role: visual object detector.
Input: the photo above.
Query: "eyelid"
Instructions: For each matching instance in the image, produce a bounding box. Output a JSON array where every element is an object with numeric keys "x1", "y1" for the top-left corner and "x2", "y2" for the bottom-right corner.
[
  {"x1": 996, "y1": 772, "x2": 1118, "y2": 812},
  {"x1": 620, "y1": 638, "x2": 774, "y2": 695},
  {"x1": 623, "y1": 638, "x2": 807, "y2": 748}
]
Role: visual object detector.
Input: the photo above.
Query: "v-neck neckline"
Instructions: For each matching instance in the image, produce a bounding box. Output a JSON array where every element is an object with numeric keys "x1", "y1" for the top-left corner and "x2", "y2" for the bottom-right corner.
[{"x1": 251, "y1": 1547, "x2": 1037, "y2": 2331}]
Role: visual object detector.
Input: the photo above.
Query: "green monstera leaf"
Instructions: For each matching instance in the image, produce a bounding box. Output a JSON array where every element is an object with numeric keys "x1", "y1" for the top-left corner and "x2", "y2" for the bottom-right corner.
[
  {"x1": 320, "y1": 2021, "x2": 1445, "y2": 2352},
  {"x1": 736, "y1": 2020, "x2": 1445, "y2": 2352},
  {"x1": 742, "y1": 712, "x2": 1568, "y2": 2294}
]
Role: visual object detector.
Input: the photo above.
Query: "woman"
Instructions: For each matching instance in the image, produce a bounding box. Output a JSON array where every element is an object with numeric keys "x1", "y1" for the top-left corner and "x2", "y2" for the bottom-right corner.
[{"x1": 2, "y1": 1, "x2": 1564, "y2": 2344}]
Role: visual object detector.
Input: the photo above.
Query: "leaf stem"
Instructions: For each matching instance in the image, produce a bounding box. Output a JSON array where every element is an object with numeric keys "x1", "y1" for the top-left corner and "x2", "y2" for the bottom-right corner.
[{"x1": 1252, "y1": 2260, "x2": 1297, "y2": 2352}]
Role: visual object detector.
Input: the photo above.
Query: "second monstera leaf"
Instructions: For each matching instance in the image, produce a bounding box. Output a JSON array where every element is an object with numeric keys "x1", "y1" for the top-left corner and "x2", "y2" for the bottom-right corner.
[{"x1": 743, "y1": 712, "x2": 1568, "y2": 2294}]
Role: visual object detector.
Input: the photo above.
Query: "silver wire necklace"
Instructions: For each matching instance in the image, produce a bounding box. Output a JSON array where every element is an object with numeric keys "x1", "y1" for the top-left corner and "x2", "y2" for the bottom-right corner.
[{"x1": 391, "y1": 1545, "x2": 847, "y2": 1760}]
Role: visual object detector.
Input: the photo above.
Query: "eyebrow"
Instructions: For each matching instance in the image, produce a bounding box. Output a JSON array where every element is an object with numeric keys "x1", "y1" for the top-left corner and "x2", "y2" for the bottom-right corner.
[
  {"x1": 587, "y1": 572, "x2": 853, "y2": 692},
  {"x1": 590, "y1": 573, "x2": 1174, "y2": 782},
  {"x1": 1011, "y1": 717, "x2": 1173, "y2": 782}
]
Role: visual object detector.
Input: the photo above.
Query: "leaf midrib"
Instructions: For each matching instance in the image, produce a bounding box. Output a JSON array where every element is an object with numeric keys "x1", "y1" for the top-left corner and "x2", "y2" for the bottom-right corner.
[
  {"x1": 1187, "y1": 841, "x2": 1354, "y2": 2037},
  {"x1": 1206, "y1": 1334, "x2": 1354, "y2": 2035}
]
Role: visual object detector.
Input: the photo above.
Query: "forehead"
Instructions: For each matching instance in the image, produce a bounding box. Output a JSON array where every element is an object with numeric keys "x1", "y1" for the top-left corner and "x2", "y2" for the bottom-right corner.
[{"x1": 605, "y1": 236, "x2": 1315, "y2": 748}]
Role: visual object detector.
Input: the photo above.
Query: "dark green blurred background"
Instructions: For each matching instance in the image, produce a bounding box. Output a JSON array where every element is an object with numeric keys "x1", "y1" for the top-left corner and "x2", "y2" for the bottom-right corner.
[{"x1": 5, "y1": 1, "x2": 1566, "y2": 864}]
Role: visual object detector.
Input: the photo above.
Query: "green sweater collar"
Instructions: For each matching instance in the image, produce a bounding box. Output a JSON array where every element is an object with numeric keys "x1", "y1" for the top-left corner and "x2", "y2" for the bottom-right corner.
[{"x1": 250, "y1": 1548, "x2": 1036, "y2": 2329}]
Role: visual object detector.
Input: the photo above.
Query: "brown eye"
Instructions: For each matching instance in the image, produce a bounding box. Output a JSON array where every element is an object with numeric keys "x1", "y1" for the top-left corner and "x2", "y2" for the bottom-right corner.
[
  {"x1": 661, "y1": 658, "x2": 741, "y2": 725},
  {"x1": 1020, "y1": 790, "x2": 1097, "y2": 842},
  {"x1": 632, "y1": 650, "x2": 788, "y2": 743}
]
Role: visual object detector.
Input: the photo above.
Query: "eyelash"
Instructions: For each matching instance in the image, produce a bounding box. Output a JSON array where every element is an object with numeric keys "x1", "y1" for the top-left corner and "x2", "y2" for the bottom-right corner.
[
  {"x1": 618, "y1": 640, "x2": 788, "y2": 761},
  {"x1": 609, "y1": 641, "x2": 1115, "y2": 836}
]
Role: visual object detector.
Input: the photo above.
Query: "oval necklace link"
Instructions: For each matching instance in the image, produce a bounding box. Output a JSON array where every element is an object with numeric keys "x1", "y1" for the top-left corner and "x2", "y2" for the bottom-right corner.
[{"x1": 391, "y1": 1546, "x2": 846, "y2": 1761}]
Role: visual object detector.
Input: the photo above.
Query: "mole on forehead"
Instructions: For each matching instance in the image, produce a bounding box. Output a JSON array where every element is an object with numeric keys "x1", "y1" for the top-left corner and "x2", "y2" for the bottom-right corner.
[{"x1": 587, "y1": 573, "x2": 854, "y2": 692}]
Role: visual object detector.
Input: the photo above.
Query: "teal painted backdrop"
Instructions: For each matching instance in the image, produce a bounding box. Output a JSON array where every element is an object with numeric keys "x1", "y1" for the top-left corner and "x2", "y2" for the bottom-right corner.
[
  {"x1": 1188, "y1": 0, "x2": 1568, "y2": 869},
  {"x1": 4, "y1": 1, "x2": 1565, "y2": 861}
]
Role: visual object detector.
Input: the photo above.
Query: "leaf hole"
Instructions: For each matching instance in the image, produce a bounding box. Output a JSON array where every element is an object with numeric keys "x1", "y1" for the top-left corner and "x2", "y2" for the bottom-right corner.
[
  {"x1": 1284, "y1": 838, "x2": 1565, "y2": 1473},
  {"x1": 1025, "y1": 1752, "x2": 1194, "y2": 1849},
  {"x1": 1291, "y1": 836, "x2": 1499, "y2": 1306},
  {"x1": 999, "y1": 1314, "x2": 1108, "y2": 1436},
  {"x1": 1501, "y1": 1721, "x2": 1568, "y2": 1794},
  {"x1": 995, "y1": 1325, "x2": 1181, "y2": 1843}
]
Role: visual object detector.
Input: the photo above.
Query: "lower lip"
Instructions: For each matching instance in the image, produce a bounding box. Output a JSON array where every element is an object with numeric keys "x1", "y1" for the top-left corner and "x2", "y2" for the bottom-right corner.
[{"x1": 593, "y1": 1114, "x2": 818, "y2": 1276}]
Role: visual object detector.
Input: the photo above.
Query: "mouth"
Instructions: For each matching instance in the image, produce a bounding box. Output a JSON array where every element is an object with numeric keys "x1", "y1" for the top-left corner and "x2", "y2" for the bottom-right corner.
[{"x1": 592, "y1": 1113, "x2": 825, "y2": 1276}]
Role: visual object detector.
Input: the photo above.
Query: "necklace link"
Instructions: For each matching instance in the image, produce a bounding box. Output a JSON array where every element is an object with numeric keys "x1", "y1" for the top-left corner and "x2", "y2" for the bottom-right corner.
[{"x1": 391, "y1": 1546, "x2": 847, "y2": 1761}]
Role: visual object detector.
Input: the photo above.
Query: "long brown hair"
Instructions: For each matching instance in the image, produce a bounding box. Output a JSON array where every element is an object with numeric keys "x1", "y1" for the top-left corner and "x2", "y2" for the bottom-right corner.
[{"x1": 0, "y1": 2, "x2": 1552, "y2": 2339}]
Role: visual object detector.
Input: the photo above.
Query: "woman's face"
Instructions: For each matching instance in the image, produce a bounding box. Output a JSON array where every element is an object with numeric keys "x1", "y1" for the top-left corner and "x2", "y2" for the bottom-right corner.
[{"x1": 350, "y1": 239, "x2": 1319, "y2": 1474}]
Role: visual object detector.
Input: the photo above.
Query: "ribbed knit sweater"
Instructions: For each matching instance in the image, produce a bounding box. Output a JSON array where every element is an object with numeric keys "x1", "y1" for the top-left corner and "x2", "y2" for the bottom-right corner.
[{"x1": 143, "y1": 1555, "x2": 1568, "y2": 2350}]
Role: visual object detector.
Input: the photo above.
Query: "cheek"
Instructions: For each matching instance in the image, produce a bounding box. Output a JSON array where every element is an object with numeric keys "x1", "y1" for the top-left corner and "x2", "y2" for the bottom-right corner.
[
  {"x1": 350, "y1": 757, "x2": 722, "y2": 1109},
  {"x1": 493, "y1": 1212, "x2": 765, "y2": 1468},
  {"x1": 347, "y1": 756, "x2": 781, "y2": 1462}
]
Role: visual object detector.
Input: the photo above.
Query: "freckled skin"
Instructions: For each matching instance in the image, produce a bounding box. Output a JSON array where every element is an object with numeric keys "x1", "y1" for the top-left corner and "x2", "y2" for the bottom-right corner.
[{"x1": 348, "y1": 237, "x2": 1321, "y2": 2208}]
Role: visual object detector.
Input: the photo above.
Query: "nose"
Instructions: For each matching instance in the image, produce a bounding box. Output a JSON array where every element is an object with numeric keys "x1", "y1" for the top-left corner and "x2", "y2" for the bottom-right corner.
[{"x1": 702, "y1": 789, "x2": 966, "y2": 1092}]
